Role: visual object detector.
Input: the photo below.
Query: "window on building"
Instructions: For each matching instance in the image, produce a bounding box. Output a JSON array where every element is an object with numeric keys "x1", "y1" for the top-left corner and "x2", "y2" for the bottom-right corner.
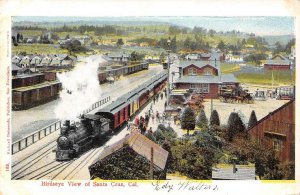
[
  {"x1": 202, "y1": 84, "x2": 209, "y2": 93},
  {"x1": 273, "y1": 139, "x2": 282, "y2": 151},
  {"x1": 204, "y1": 68, "x2": 212, "y2": 76},
  {"x1": 188, "y1": 68, "x2": 197, "y2": 75},
  {"x1": 190, "y1": 83, "x2": 209, "y2": 93}
]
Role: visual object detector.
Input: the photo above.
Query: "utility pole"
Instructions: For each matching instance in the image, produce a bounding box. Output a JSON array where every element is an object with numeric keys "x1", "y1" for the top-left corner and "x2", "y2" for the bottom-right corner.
[
  {"x1": 150, "y1": 147, "x2": 154, "y2": 179},
  {"x1": 211, "y1": 98, "x2": 213, "y2": 115},
  {"x1": 166, "y1": 38, "x2": 171, "y2": 107}
]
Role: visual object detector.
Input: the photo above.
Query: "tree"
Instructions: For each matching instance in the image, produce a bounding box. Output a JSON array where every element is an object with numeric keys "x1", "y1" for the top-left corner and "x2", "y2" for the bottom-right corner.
[
  {"x1": 196, "y1": 109, "x2": 208, "y2": 129},
  {"x1": 12, "y1": 36, "x2": 16, "y2": 44},
  {"x1": 171, "y1": 140, "x2": 216, "y2": 179},
  {"x1": 285, "y1": 38, "x2": 295, "y2": 53},
  {"x1": 61, "y1": 39, "x2": 87, "y2": 53},
  {"x1": 116, "y1": 38, "x2": 124, "y2": 48},
  {"x1": 65, "y1": 34, "x2": 70, "y2": 39},
  {"x1": 248, "y1": 110, "x2": 258, "y2": 129},
  {"x1": 17, "y1": 33, "x2": 20, "y2": 43},
  {"x1": 169, "y1": 26, "x2": 181, "y2": 35},
  {"x1": 274, "y1": 41, "x2": 284, "y2": 54},
  {"x1": 183, "y1": 37, "x2": 192, "y2": 50},
  {"x1": 170, "y1": 36, "x2": 177, "y2": 53},
  {"x1": 217, "y1": 40, "x2": 225, "y2": 51},
  {"x1": 130, "y1": 51, "x2": 144, "y2": 62},
  {"x1": 227, "y1": 112, "x2": 245, "y2": 141},
  {"x1": 241, "y1": 38, "x2": 247, "y2": 45},
  {"x1": 180, "y1": 106, "x2": 196, "y2": 135},
  {"x1": 210, "y1": 110, "x2": 220, "y2": 127}
]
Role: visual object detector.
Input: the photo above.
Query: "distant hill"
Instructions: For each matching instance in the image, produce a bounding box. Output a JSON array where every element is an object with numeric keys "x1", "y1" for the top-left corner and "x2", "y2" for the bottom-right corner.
[
  {"x1": 263, "y1": 34, "x2": 295, "y2": 45},
  {"x1": 12, "y1": 20, "x2": 172, "y2": 28}
]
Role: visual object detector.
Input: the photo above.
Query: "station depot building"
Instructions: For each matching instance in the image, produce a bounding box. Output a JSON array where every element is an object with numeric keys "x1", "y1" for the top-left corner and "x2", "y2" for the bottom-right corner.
[{"x1": 174, "y1": 60, "x2": 239, "y2": 99}]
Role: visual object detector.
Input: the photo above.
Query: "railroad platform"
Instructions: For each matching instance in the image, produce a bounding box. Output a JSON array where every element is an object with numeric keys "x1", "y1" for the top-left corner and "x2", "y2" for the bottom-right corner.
[{"x1": 128, "y1": 90, "x2": 184, "y2": 137}]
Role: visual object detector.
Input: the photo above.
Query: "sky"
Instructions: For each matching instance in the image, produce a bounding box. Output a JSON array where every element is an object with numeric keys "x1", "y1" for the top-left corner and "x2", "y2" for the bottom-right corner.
[{"x1": 13, "y1": 16, "x2": 295, "y2": 36}]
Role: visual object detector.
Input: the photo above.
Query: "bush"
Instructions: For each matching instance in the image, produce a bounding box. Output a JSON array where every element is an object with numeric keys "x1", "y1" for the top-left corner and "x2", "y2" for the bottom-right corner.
[
  {"x1": 227, "y1": 112, "x2": 246, "y2": 141},
  {"x1": 180, "y1": 106, "x2": 196, "y2": 135},
  {"x1": 196, "y1": 109, "x2": 208, "y2": 129},
  {"x1": 248, "y1": 110, "x2": 258, "y2": 129},
  {"x1": 210, "y1": 110, "x2": 220, "y2": 127}
]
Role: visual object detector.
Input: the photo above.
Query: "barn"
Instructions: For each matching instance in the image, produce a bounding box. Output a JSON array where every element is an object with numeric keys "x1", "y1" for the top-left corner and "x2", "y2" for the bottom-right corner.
[
  {"x1": 264, "y1": 54, "x2": 292, "y2": 70},
  {"x1": 174, "y1": 60, "x2": 238, "y2": 99},
  {"x1": 248, "y1": 99, "x2": 295, "y2": 163}
]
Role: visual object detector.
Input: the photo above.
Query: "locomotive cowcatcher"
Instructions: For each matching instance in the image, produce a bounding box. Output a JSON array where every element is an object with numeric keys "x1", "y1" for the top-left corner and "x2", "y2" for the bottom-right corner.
[{"x1": 55, "y1": 114, "x2": 110, "y2": 161}]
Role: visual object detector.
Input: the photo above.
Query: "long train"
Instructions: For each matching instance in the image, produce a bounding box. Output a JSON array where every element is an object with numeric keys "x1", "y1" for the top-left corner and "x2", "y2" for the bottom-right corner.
[
  {"x1": 98, "y1": 62, "x2": 149, "y2": 84},
  {"x1": 55, "y1": 72, "x2": 167, "y2": 161}
]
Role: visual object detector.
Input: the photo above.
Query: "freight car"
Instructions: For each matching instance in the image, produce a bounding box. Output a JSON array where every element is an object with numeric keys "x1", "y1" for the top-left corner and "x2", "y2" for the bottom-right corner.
[
  {"x1": 12, "y1": 80, "x2": 62, "y2": 110},
  {"x1": 55, "y1": 72, "x2": 167, "y2": 161},
  {"x1": 98, "y1": 62, "x2": 149, "y2": 84}
]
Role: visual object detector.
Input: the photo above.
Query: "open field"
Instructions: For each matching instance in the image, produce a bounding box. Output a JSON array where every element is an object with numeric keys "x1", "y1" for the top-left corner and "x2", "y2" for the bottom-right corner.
[
  {"x1": 12, "y1": 44, "x2": 68, "y2": 54},
  {"x1": 220, "y1": 63, "x2": 241, "y2": 74},
  {"x1": 236, "y1": 70, "x2": 295, "y2": 85}
]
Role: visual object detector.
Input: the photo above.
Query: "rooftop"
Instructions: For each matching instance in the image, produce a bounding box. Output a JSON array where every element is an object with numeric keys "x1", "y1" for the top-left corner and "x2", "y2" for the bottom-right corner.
[
  {"x1": 91, "y1": 131, "x2": 169, "y2": 170},
  {"x1": 12, "y1": 80, "x2": 61, "y2": 92},
  {"x1": 179, "y1": 60, "x2": 221, "y2": 69},
  {"x1": 212, "y1": 164, "x2": 256, "y2": 180},
  {"x1": 174, "y1": 74, "x2": 238, "y2": 84}
]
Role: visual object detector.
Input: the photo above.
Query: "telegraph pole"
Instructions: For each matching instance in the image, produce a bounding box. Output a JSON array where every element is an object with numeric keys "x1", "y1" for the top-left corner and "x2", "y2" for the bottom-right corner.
[
  {"x1": 150, "y1": 147, "x2": 154, "y2": 179},
  {"x1": 166, "y1": 38, "x2": 171, "y2": 107}
]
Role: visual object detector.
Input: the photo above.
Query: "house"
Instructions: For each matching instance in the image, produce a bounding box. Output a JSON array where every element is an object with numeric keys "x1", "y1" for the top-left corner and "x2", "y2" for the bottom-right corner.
[
  {"x1": 212, "y1": 164, "x2": 256, "y2": 180},
  {"x1": 107, "y1": 52, "x2": 131, "y2": 62},
  {"x1": 264, "y1": 54, "x2": 291, "y2": 70},
  {"x1": 60, "y1": 54, "x2": 76, "y2": 66},
  {"x1": 12, "y1": 55, "x2": 21, "y2": 65},
  {"x1": 185, "y1": 54, "x2": 199, "y2": 60},
  {"x1": 248, "y1": 99, "x2": 295, "y2": 163},
  {"x1": 174, "y1": 60, "x2": 239, "y2": 98},
  {"x1": 19, "y1": 56, "x2": 31, "y2": 68},
  {"x1": 89, "y1": 131, "x2": 169, "y2": 180},
  {"x1": 73, "y1": 35, "x2": 90, "y2": 45},
  {"x1": 39, "y1": 55, "x2": 52, "y2": 67},
  {"x1": 50, "y1": 55, "x2": 62, "y2": 66},
  {"x1": 199, "y1": 53, "x2": 211, "y2": 60},
  {"x1": 30, "y1": 55, "x2": 42, "y2": 66},
  {"x1": 225, "y1": 54, "x2": 244, "y2": 63}
]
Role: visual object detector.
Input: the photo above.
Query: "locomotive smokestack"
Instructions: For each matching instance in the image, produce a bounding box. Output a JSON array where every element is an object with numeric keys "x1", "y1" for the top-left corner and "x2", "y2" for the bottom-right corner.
[{"x1": 65, "y1": 120, "x2": 70, "y2": 127}]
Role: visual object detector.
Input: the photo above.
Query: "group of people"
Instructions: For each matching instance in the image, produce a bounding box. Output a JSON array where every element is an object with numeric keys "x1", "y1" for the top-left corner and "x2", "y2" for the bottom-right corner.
[{"x1": 124, "y1": 88, "x2": 173, "y2": 134}]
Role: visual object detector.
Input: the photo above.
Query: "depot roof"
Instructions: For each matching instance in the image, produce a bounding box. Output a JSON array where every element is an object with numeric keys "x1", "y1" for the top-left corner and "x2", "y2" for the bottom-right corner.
[{"x1": 174, "y1": 74, "x2": 238, "y2": 84}]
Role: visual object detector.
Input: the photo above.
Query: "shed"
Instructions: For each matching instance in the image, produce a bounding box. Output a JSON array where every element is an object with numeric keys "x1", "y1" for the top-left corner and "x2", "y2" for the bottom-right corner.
[{"x1": 89, "y1": 131, "x2": 169, "y2": 180}]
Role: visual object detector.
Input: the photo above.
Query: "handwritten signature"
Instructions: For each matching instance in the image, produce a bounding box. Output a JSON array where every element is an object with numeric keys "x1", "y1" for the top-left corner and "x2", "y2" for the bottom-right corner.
[{"x1": 151, "y1": 181, "x2": 219, "y2": 193}]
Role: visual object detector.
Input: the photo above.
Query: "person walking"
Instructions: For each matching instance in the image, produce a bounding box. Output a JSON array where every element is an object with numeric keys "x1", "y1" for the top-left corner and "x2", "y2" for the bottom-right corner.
[
  {"x1": 126, "y1": 119, "x2": 130, "y2": 131},
  {"x1": 156, "y1": 111, "x2": 160, "y2": 123},
  {"x1": 135, "y1": 116, "x2": 139, "y2": 126}
]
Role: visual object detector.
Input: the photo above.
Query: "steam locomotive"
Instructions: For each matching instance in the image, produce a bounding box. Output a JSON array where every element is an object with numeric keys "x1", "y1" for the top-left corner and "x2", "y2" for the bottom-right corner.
[
  {"x1": 55, "y1": 72, "x2": 167, "y2": 161},
  {"x1": 55, "y1": 114, "x2": 111, "y2": 161}
]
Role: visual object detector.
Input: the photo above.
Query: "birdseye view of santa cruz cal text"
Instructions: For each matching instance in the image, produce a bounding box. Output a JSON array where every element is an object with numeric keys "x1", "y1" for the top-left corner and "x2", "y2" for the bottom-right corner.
[{"x1": 10, "y1": 16, "x2": 295, "y2": 183}]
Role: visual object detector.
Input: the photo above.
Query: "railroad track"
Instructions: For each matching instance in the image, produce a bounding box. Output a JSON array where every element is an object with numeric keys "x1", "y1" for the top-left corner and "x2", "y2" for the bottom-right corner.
[{"x1": 12, "y1": 141, "x2": 57, "y2": 179}]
